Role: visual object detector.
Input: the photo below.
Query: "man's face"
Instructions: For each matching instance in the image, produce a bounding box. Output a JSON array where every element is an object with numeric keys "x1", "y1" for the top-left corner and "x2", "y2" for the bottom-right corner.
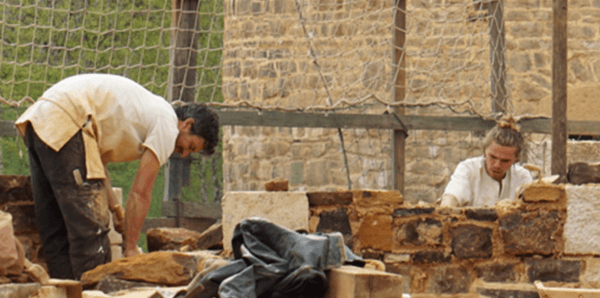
[
  {"x1": 484, "y1": 141, "x2": 518, "y2": 182},
  {"x1": 174, "y1": 119, "x2": 206, "y2": 158}
]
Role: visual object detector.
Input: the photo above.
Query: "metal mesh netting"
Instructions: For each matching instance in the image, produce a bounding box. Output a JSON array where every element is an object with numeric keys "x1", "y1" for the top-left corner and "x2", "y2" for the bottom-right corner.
[{"x1": 0, "y1": 0, "x2": 555, "y2": 202}]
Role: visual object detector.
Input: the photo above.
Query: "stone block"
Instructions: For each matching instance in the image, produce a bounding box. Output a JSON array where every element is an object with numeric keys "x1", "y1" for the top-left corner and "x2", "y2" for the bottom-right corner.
[
  {"x1": 94, "y1": 275, "x2": 156, "y2": 294},
  {"x1": 424, "y1": 265, "x2": 472, "y2": 294},
  {"x1": 393, "y1": 207, "x2": 435, "y2": 217},
  {"x1": 195, "y1": 222, "x2": 223, "y2": 250},
  {"x1": 264, "y1": 178, "x2": 289, "y2": 191},
  {"x1": 221, "y1": 191, "x2": 309, "y2": 251},
  {"x1": 0, "y1": 283, "x2": 42, "y2": 298},
  {"x1": 498, "y1": 210, "x2": 560, "y2": 255},
  {"x1": 385, "y1": 263, "x2": 415, "y2": 294},
  {"x1": 316, "y1": 208, "x2": 353, "y2": 247},
  {"x1": 357, "y1": 213, "x2": 393, "y2": 251},
  {"x1": 475, "y1": 262, "x2": 521, "y2": 283},
  {"x1": 394, "y1": 218, "x2": 442, "y2": 248},
  {"x1": 47, "y1": 279, "x2": 82, "y2": 298},
  {"x1": 526, "y1": 258, "x2": 582, "y2": 283},
  {"x1": 581, "y1": 257, "x2": 600, "y2": 287},
  {"x1": 383, "y1": 253, "x2": 411, "y2": 263},
  {"x1": 464, "y1": 208, "x2": 498, "y2": 221},
  {"x1": 111, "y1": 245, "x2": 122, "y2": 262},
  {"x1": 80, "y1": 251, "x2": 219, "y2": 288},
  {"x1": 451, "y1": 224, "x2": 493, "y2": 259},
  {"x1": 564, "y1": 185, "x2": 600, "y2": 255},
  {"x1": 0, "y1": 175, "x2": 33, "y2": 205},
  {"x1": 307, "y1": 191, "x2": 353, "y2": 206},
  {"x1": 146, "y1": 227, "x2": 202, "y2": 252},
  {"x1": 413, "y1": 250, "x2": 451, "y2": 264},
  {"x1": 29, "y1": 286, "x2": 67, "y2": 298},
  {"x1": 353, "y1": 190, "x2": 403, "y2": 208},
  {"x1": 323, "y1": 265, "x2": 403, "y2": 298},
  {"x1": 476, "y1": 283, "x2": 539, "y2": 298},
  {"x1": 520, "y1": 182, "x2": 565, "y2": 202}
]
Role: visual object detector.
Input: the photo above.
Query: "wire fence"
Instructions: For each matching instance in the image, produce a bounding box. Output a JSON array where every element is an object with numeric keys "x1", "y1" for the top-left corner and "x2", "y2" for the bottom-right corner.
[{"x1": 1, "y1": 0, "x2": 594, "y2": 203}]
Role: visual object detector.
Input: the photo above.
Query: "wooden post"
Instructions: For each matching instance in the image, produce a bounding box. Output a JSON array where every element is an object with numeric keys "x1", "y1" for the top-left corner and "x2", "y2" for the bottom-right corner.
[
  {"x1": 489, "y1": 0, "x2": 506, "y2": 114},
  {"x1": 164, "y1": 0, "x2": 200, "y2": 227},
  {"x1": 392, "y1": 0, "x2": 406, "y2": 194},
  {"x1": 552, "y1": 0, "x2": 568, "y2": 177}
]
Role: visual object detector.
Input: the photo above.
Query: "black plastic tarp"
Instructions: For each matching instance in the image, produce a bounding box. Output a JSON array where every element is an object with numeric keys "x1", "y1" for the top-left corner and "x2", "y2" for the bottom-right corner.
[{"x1": 183, "y1": 217, "x2": 364, "y2": 298}]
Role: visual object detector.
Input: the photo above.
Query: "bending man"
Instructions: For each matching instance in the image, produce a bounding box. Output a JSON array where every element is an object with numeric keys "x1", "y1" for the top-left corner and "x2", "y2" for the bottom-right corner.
[
  {"x1": 439, "y1": 117, "x2": 532, "y2": 208},
  {"x1": 15, "y1": 73, "x2": 220, "y2": 280}
]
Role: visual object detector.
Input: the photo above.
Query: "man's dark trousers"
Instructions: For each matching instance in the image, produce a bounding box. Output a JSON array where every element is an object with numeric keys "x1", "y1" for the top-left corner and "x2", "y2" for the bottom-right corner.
[{"x1": 25, "y1": 124, "x2": 111, "y2": 280}]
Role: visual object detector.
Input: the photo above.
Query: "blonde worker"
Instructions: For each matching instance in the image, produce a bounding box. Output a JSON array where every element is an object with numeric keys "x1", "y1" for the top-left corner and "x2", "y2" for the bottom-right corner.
[{"x1": 439, "y1": 118, "x2": 532, "y2": 208}]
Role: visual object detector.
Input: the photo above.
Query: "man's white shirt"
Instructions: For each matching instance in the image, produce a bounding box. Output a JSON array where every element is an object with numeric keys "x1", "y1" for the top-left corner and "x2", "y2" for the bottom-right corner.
[{"x1": 443, "y1": 156, "x2": 533, "y2": 207}]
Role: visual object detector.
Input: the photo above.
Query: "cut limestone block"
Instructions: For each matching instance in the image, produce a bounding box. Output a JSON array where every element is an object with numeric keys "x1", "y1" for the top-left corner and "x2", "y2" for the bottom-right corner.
[
  {"x1": 323, "y1": 265, "x2": 403, "y2": 298},
  {"x1": 0, "y1": 283, "x2": 42, "y2": 298},
  {"x1": 535, "y1": 280, "x2": 600, "y2": 298},
  {"x1": 29, "y1": 286, "x2": 67, "y2": 298},
  {"x1": 47, "y1": 278, "x2": 82, "y2": 298},
  {"x1": 519, "y1": 182, "x2": 565, "y2": 203},
  {"x1": 221, "y1": 191, "x2": 309, "y2": 252},
  {"x1": 565, "y1": 185, "x2": 600, "y2": 255}
]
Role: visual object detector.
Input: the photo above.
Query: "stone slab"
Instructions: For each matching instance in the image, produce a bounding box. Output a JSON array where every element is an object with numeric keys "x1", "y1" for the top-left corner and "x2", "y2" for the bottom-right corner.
[
  {"x1": 565, "y1": 185, "x2": 600, "y2": 255},
  {"x1": 0, "y1": 283, "x2": 42, "y2": 298},
  {"x1": 29, "y1": 285, "x2": 67, "y2": 298},
  {"x1": 47, "y1": 278, "x2": 82, "y2": 298},
  {"x1": 520, "y1": 182, "x2": 565, "y2": 202},
  {"x1": 221, "y1": 191, "x2": 309, "y2": 251},
  {"x1": 323, "y1": 265, "x2": 403, "y2": 298},
  {"x1": 535, "y1": 280, "x2": 600, "y2": 298}
]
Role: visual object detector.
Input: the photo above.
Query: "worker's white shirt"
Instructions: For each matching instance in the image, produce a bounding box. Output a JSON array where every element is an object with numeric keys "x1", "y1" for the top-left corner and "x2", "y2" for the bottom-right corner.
[
  {"x1": 443, "y1": 156, "x2": 533, "y2": 207},
  {"x1": 15, "y1": 74, "x2": 178, "y2": 179}
]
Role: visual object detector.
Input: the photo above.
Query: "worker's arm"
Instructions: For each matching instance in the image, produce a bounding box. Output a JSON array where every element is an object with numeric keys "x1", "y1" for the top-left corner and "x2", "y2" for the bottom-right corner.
[{"x1": 123, "y1": 149, "x2": 161, "y2": 257}]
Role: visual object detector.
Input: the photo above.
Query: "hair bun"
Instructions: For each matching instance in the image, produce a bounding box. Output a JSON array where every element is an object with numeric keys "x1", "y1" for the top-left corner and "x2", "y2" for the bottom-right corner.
[{"x1": 497, "y1": 115, "x2": 520, "y2": 132}]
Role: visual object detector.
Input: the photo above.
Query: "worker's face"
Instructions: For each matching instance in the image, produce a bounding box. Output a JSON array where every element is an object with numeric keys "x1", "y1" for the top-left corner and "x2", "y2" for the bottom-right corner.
[
  {"x1": 175, "y1": 118, "x2": 206, "y2": 158},
  {"x1": 484, "y1": 141, "x2": 518, "y2": 182}
]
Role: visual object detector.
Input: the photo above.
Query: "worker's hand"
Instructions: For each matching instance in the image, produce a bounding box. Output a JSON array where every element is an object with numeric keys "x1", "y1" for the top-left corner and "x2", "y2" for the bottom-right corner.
[
  {"x1": 439, "y1": 194, "x2": 460, "y2": 208},
  {"x1": 111, "y1": 205, "x2": 125, "y2": 234}
]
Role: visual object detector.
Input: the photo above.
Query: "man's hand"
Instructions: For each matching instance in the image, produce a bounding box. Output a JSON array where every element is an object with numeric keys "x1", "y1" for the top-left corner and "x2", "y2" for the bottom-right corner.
[
  {"x1": 439, "y1": 193, "x2": 460, "y2": 208},
  {"x1": 110, "y1": 204, "x2": 125, "y2": 234}
]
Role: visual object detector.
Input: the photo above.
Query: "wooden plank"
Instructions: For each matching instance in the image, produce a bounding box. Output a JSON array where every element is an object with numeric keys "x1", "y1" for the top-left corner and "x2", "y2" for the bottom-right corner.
[
  {"x1": 552, "y1": 0, "x2": 568, "y2": 176},
  {"x1": 0, "y1": 120, "x2": 17, "y2": 137},
  {"x1": 392, "y1": 0, "x2": 407, "y2": 194},
  {"x1": 4, "y1": 114, "x2": 600, "y2": 136},
  {"x1": 161, "y1": 201, "x2": 222, "y2": 219},
  {"x1": 164, "y1": 0, "x2": 199, "y2": 225},
  {"x1": 142, "y1": 217, "x2": 217, "y2": 234},
  {"x1": 489, "y1": 0, "x2": 507, "y2": 113}
]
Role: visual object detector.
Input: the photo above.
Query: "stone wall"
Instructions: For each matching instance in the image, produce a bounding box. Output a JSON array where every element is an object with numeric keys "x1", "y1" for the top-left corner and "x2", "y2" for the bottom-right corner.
[
  {"x1": 309, "y1": 183, "x2": 600, "y2": 297},
  {"x1": 221, "y1": 0, "x2": 600, "y2": 204},
  {"x1": 0, "y1": 175, "x2": 45, "y2": 270}
]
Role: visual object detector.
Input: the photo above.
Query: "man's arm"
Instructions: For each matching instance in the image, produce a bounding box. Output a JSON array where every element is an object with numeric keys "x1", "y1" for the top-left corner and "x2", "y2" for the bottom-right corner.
[
  {"x1": 439, "y1": 161, "x2": 474, "y2": 207},
  {"x1": 123, "y1": 149, "x2": 161, "y2": 257}
]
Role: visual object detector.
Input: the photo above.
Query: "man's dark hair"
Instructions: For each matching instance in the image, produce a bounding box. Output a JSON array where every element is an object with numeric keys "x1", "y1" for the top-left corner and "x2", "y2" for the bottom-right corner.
[{"x1": 172, "y1": 101, "x2": 220, "y2": 155}]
